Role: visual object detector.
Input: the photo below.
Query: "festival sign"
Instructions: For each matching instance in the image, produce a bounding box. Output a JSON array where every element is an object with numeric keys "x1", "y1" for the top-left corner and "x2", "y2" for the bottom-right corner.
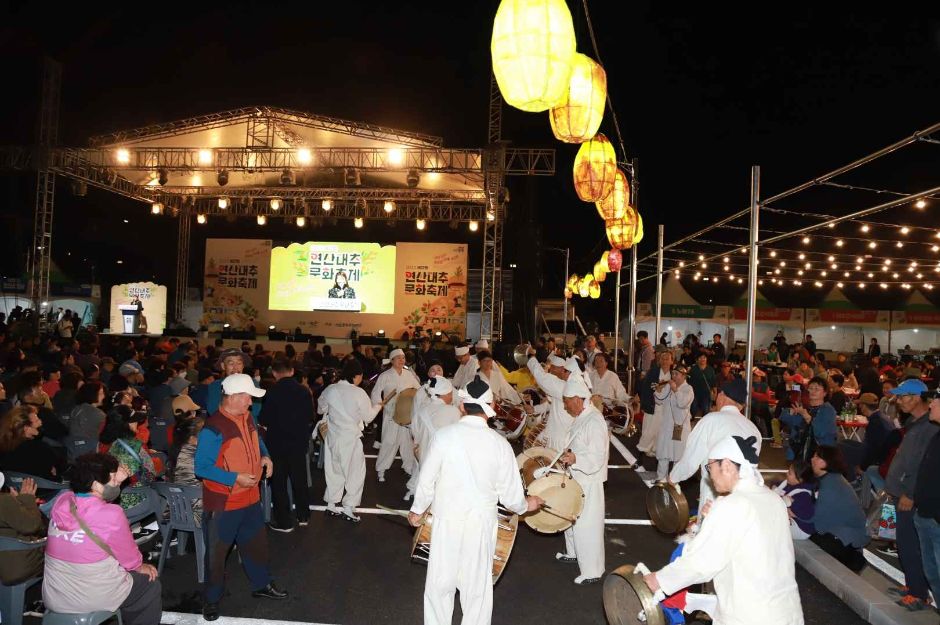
[{"x1": 109, "y1": 282, "x2": 167, "y2": 334}]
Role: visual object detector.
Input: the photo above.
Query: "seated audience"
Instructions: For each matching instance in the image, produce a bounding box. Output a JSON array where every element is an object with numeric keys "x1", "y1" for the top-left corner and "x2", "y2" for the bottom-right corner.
[
  {"x1": 101, "y1": 405, "x2": 157, "y2": 511},
  {"x1": 773, "y1": 459, "x2": 816, "y2": 540},
  {"x1": 0, "y1": 405, "x2": 65, "y2": 480},
  {"x1": 811, "y1": 446, "x2": 869, "y2": 572},
  {"x1": 0, "y1": 474, "x2": 45, "y2": 585}
]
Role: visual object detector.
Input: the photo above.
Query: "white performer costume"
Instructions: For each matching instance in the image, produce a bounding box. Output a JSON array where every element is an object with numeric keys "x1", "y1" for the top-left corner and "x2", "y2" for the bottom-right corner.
[
  {"x1": 406, "y1": 375, "x2": 460, "y2": 497},
  {"x1": 637, "y1": 366, "x2": 672, "y2": 455},
  {"x1": 317, "y1": 376, "x2": 382, "y2": 516},
  {"x1": 478, "y1": 365, "x2": 522, "y2": 404},
  {"x1": 668, "y1": 398, "x2": 762, "y2": 508},
  {"x1": 557, "y1": 375, "x2": 609, "y2": 583},
  {"x1": 654, "y1": 436, "x2": 803, "y2": 625},
  {"x1": 589, "y1": 368, "x2": 629, "y2": 406},
  {"x1": 654, "y1": 375, "x2": 694, "y2": 480},
  {"x1": 526, "y1": 355, "x2": 574, "y2": 451},
  {"x1": 452, "y1": 346, "x2": 479, "y2": 391},
  {"x1": 371, "y1": 348, "x2": 422, "y2": 479},
  {"x1": 410, "y1": 376, "x2": 529, "y2": 625}
]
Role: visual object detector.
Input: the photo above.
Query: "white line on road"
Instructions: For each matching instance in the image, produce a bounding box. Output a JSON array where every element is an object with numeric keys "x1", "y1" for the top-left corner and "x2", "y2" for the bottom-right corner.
[{"x1": 162, "y1": 612, "x2": 340, "y2": 625}]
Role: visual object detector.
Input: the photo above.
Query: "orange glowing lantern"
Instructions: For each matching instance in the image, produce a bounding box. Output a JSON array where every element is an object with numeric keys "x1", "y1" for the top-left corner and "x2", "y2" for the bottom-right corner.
[
  {"x1": 596, "y1": 168, "x2": 630, "y2": 220},
  {"x1": 588, "y1": 280, "x2": 601, "y2": 299},
  {"x1": 605, "y1": 206, "x2": 640, "y2": 250},
  {"x1": 573, "y1": 133, "x2": 617, "y2": 202},
  {"x1": 549, "y1": 53, "x2": 606, "y2": 143},
  {"x1": 607, "y1": 248, "x2": 622, "y2": 272}
]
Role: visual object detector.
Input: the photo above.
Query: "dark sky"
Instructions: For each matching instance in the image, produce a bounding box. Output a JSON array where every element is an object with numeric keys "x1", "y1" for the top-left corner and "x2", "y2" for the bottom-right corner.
[{"x1": 2, "y1": 3, "x2": 940, "y2": 331}]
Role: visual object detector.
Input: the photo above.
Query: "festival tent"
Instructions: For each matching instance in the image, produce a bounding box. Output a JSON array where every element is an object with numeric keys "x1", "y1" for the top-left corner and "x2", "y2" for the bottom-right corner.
[
  {"x1": 629, "y1": 275, "x2": 732, "y2": 346},
  {"x1": 803, "y1": 286, "x2": 887, "y2": 353},
  {"x1": 728, "y1": 289, "x2": 804, "y2": 352},
  {"x1": 889, "y1": 289, "x2": 940, "y2": 352}
]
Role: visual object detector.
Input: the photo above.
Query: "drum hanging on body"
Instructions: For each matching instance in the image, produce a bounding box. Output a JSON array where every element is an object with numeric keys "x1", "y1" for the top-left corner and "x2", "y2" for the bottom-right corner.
[
  {"x1": 516, "y1": 446, "x2": 558, "y2": 487},
  {"x1": 410, "y1": 507, "x2": 520, "y2": 584},
  {"x1": 316, "y1": 420, "x2": 328, "y2": 440},
  {"x1": 603, "y1": 564, "x2": 667, "y2": 625},
  {"x1": 646, "y1": 482, "x2": 690, "y2": 534},
  {"x1": 523, "y1": 419, "x2": 547, "y2": 450},
  {"x1": 523, "y1": 472, "x2": 584, "y2": 533},
  {"x1": 393, "y1": 387, "x2": 418, "y2": 425}
]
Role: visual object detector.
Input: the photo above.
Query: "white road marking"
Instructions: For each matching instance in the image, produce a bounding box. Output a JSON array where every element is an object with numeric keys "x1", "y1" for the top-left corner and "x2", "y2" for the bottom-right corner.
[
  {"x1": 605, "y1": 519, "x2": 654, "y2": 526},
  {"x1": 863, "y1": 550, "x2": 905, "y2": 585},
  {"x1": 162, "y1": 612, "x2": 340, "y2": 625}
]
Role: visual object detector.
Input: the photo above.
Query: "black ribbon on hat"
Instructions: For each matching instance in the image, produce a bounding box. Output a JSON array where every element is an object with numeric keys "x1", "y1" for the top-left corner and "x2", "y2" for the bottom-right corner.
[
  {"x1": 466, "y1": 375, "x2": 489, "y2": 399},
  {"x1": 733, "y1": 435, "x2": 760, "y2": 464}
]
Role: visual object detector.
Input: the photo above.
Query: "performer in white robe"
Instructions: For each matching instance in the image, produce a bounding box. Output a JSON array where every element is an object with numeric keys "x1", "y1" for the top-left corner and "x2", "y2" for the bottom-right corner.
[
  {"x1": 317, "y1": 359, "x2": 383, "y2": 521},
  {"x1": 409, "y1": 376, "x2": 542, "y2": 625},
  {"x1": 637, "y1": 350, "x2": 674, "y2": 456},
  {"x1": 406, "y1": 372, "x2": 459, "y2": 500},
  {"x1": 452, "y1": 345, "x2": 479, "y2": 391},
  {"x1": 525, "y1": 351, "x2": 574, "y2": 451},
  {"x1": 475, "y1": 350, "x2": 522, "y2": 404},
  {"x1": 654, "y1": 366, "x2": 694, "y2": 480},
  {"x1": 371, "y1": 348, "x2": 422, "y2": 482},
  {"x1": 645, "y1": 435, "x2": 804, "y2": 625},
  {"x1": 583, "y1": 335, "x2": 603, "y2": 375},
  {"x1": 668, "y1": 378, "x2": 763, "y2": 509},
  {"x1": 588, "y1": 353, "x2": 629, "y2": 406},
  {"x1": 555, "y1": 375, "x2": 609, "y2": 584}
]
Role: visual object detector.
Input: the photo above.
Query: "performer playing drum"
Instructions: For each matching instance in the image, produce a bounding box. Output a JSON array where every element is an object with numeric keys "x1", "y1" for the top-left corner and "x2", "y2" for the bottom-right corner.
[
  {"x1": 405, "y1": 375, "x2": 460, "y2": 501},
  {"x1": 555, "y1": 375, "x2": 610, "y2": 585},
  {"x1": 372, "y1": 348, "x2": 422, "y2": 482},
  {"x1": 409, "y1": 375, "x2": 543, "y2": 625}
]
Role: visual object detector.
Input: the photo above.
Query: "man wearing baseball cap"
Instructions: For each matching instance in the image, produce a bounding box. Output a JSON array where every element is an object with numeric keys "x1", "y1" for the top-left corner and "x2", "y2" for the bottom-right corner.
[
  {"x1": 883, "y1": 378, "x2": 939, "y2": 610},
  {"x1": 195, "y1": 373, "x2": 287, "y2": 620}
]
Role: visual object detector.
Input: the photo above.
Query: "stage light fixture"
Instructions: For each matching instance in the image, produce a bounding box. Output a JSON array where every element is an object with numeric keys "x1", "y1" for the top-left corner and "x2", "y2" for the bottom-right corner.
[
  {"x1": 344, "y1": 168, "x2": 361, "y2": 186},
  {"x1": 321, "y1": 199, "x2": 332, "y2": 212},
  {"x1": 384, "y1": 200, "x2": 396, "y2": 213},
  {"x1": 116, "y1": 148, "x2": 130, "y2": 164},
  {"x1": 378, "y1": 329, "x2": 386, "y2": 337},
  {"x1": 469, "y1": 221, "x2": 479, "y2": 232},
  {"x1": 354, "y1": 217, "x2": 364, "y2": 229},
  {"x1": 257, "y1": 215, "x2": 267, "y2": 226},
  {"x1": 197, "y1": 214, "x2": 206, "y2": 224},
  {"x1": 218, "y1": 197, "x2": 228, "y2": 209},
  {"x1": 158, "y1": 169, "x2": 168, "y2": 186},
  {"x1": 416, "y1": 219, "x2": 426, "y2": 230},
  {"x1": 217, "y1": 170, "x2": 229, "y2": 186},
  {"x1": 296, "y1": 216, "x2": 306, "y2": 227},
  {"x1": 269, "y1": 325, "x2": 276, "y2": 331},
  {"x1": 297, "y1": 148, "x2": 312, "y2": 165},
  {"x1": 406, "y1": 168, "x2": 420, "y2": 188},
  {"x1": 270, "y1": 198, "x2": 281, "y2": 211},
  {"x1": 486, "y1": 210, "x2": 496, "y2": 221},
  {"x1": 279, "y1": 169, "x2": 293, "y2": 185},
  {"x1": 151, "y1": 202, "x2": 164, "y2": 215},
  {"x1": 388, "y1": 148, "x2": 404, "y2": 166},
  {"x1": 198, "y1": 149, "x2": 213, "y2": 165}
]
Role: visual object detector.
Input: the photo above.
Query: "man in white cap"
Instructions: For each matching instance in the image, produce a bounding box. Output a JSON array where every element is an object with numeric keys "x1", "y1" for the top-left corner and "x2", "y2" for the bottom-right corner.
[
  {"x1": 452, "y1": 345, "x2": 479, "y2": 391},
  {"x1": 555, "y1": 375, "x2": 609, "y2": 584},
  {"x1": 475, "y1": 350, "x2": 521, "y2": 404},
  {"x1": 409, "y1": 375, "x2": 543, "y2": 625},
  {"x1": 668, "y1": 378, "x2": 762, "y2": 510},
  {"x1": 407, "y1": 375, "x2": 462, "y2": 500},
  {"x1": 523, "y1": 347, "x2": 575, "y2": 451},
  {"x1": 644, "y1": 435, "x2": 803, "y2": 625},
  {"x1": 318, "y1": 359, "x2": 384, "y2": 522},
  {"x1": 371, "y1": 347, "x2": 422, "y2": 482},
  {"x1": 195, "y1": 373, "x2": 287, "y2": 620},
  {"x1": 475, "y1": 339, "x2": 489, "y2": 351}
]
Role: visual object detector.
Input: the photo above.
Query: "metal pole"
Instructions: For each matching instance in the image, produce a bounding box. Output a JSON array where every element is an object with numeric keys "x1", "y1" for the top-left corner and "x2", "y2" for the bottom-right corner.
[
  {"x1": 745, "y1": 166, "x2": 761, "y2": 420},
  {"x1": 888, "y1": 313, "x2": 893, "y2": 354},
  {"x1": 655, "y1": 224, "x2": 664, "y2": 343},
  {"x1": 614, "y1": 268, "x2": 621, "y2": 373},
  {"x1": 563, "y1": 247, "x2": 569, "y2": 346},
  {"x1": 628, "y1": 245, "x2": 638, "y2": 392}
]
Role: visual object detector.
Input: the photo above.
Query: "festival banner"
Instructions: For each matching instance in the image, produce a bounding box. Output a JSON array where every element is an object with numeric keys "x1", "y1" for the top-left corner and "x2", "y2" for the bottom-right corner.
[
  {"x1": 110, "y1": 282, "x2": 167, "y2": 334},
  {"x1": 202, "y1": 239, "x2": 271, "y2": 330},
  {"x1": 732, "y1": 307, "x2": 803, "y2": 322}
]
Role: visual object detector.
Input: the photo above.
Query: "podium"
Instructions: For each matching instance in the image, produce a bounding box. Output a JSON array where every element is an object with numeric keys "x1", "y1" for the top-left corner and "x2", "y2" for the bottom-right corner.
[{"x1": 118, "y1": 305, "x2": 140, "y2": 334}]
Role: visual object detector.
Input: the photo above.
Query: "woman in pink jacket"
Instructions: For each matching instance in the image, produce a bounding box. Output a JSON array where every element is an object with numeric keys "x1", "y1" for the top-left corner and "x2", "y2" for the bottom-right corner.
[{"x1": 43, "y1": 453, "x2": 162, "y2": 625}]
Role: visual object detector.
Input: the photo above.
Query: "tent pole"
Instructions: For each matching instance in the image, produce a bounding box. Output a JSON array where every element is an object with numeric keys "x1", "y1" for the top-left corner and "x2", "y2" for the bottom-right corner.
[
  {"x1": 888, "y1": 312, "x2": 893, "y2": 354},
  {"x1": 614, "y1": 268, "x2": 621, "y2": 373},
  {"x1": 655, "y1": 224, "x2": 664, "y2": 344},
  {"x1": 745, "y1": 166, "x2": 760, "y2": 420},
  {"x1": 628, "y1": 245, "x2": 638, "y2": 392}
]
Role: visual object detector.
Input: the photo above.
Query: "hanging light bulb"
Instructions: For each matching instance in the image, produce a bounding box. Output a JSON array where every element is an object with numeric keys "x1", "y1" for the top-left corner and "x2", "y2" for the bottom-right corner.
[
  {"x1": 296, "y1": 216, "x2": 306, "y2": 227},
  {"x1": 151, "y1": 202, "x2": 163, "y2": 215},
  {"x1": 837, "y1": 282, "x2": 844, "y2": 288},
  {"x1": 916, "y1": 199, "x2": 927, "y2": 209},
  {"x1": 257, "y1": 215, "x2": 266, "y2": 226},
  {"x1": 901, "y1": 226, "x2": 910, "y2": 235},
  {"x1": 799, "y1": 253, "x2": 806, "y2": 260},
  {"x1": 859, "y1": 282, "x2": 866, "y2": 289},
  {"x1": 861, "y1": 224, "x2": 870, "y2": 233},
  {"x1": 416, "y1": 219, "x2": 426, "y2": 231},
  {"x1": 322, "y1": 199, "x2": 332, "y2": 211},
  {"x1": 469, "y1": 221, "x2": 479, "y2": 232},
  {"x1": 769, "y1": 250, "x2": 777, "y2": 257},
  {"x1": 197, "y1": 213, "x2": 207, "y2": 224},
  {"x1": 869, "y1": 241, "x2": 877, "y2": 249},
  {"x1": 218, "y1": 197, "x2": 228, "y2": 210},
  {"x1": 802, "y1": 236, "x2": 810, "y2": 244},
  {"x1": 896, "y1": 241, "x2": 904, "y2": 248},
  {"x1": 354, "y1": 217, "x2": 364, "y2": 229},
  {"x1": 384, "y1": 200, "x2": 396, "y2": 213},
  {"x1": 270, "y1": 198, "x2": 281, "y2": 211},
  {"x1": 836, "y1": 239, "x2": 844, "y2": 247}
]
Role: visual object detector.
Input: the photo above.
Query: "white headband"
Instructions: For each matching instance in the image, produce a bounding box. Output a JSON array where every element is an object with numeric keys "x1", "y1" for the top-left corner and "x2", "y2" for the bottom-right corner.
[
  {"x1": 547, "y1": 354, "x2": 566, "y2": 367},
  {"x1": 563, "y1": 375, "x2": 592, "y2": 399},
  {"x1": 389, "y1": 348, "x2": 405, "y2": 360},
  {"x1": 427, "y1": 375, "x2": 453, "y2": 396},
  {"x1": 458, "y1": 382, "x2": 496, "y2": 417},
  {"x1": 455, "y1": 346, "x2": 470, "y2": 356}
]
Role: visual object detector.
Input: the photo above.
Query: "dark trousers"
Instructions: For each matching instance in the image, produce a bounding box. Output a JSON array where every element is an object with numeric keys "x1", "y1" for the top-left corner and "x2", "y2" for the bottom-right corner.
[
  {"x1": 121, "y1": 572, "x2": 163, "y2": 625},
  {"x1": 897, "y1": 507, "x2": 930, "y2": 599},
  {"x1": 811, "y1": 533, "x2": 866, "y2": 573},
  {"x1": 271, "y1": 450, "x2": 310, "y2": 526},
  {"x1": 203, "y1": 502, "x2": 271, "y2": 603},
  {"x1": 692, "y1": 392, "x2": 711, "y2": 416}
]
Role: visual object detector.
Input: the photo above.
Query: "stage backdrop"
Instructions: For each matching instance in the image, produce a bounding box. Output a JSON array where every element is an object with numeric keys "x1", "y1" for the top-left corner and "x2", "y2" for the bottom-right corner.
[
  {"x1": 110, "y1": 282, "x2": 167, "y2": 334},
  {"x1": 202, "y1": 239, "x2": 467, "y2": 339}
]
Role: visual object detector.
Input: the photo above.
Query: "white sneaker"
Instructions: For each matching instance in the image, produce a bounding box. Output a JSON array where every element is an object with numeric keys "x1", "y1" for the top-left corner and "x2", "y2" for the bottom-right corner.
[
  {"x1": 342, "y1": 507, "x2": 361, "y2": 523},
  {"x1": 574, "y1": 574, "x2": 602, "y2": 585},
  {"x1": 378, "y1": 471, "x2": 386, "y2": 482}
]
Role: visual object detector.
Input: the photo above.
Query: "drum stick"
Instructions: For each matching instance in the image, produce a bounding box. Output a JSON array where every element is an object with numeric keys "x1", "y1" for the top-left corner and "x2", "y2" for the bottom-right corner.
[
  {"x1": 540, "y1": 504, "x2": 577, "y2": 524},
  {"x1": 376, "y1": 504, "x2": 410, "y2": 518},
  {"x1": 379, "y1": 389, "x2": 399, "y2": 407}
]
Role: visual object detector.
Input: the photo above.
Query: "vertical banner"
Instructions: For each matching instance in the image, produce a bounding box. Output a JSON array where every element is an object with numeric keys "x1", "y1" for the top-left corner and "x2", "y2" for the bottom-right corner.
[
  {"x1": 394, "y1": 243, "x2": 468, "y2": 339},
  {"x1": 202, "y1": 239, "x2": 271, "y2": 330},
  {"x1": 110, "y1": 282, "x2": 167, "y2": 334}
]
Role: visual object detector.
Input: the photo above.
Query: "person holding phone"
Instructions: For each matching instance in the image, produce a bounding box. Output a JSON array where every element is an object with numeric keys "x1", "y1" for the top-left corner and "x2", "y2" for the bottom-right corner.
[{"x1": 779, "y1": 376, "x2": 837, "y2": 462}]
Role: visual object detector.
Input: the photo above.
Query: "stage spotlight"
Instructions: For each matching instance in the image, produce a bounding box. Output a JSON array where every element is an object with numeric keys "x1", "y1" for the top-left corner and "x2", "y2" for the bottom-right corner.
[
  {"x1": 115, "y1": 148, "x2": 130, "y2": 164},
  {"x1": 406, "y1": 168, "x2": 420, "y2": 188},
  {"x1": 197, "y1": 214, "x2": 207, "y2": 224},
  {"x1": 270, "y1": 198, "x2": 281, "y2": 211},
  {"x1": 322, "y1": 199, "x2": 332, "y2": 211},
  {"x1": 296, "y1": 216, "x2": 306, "y2": 227},
  {"x1": 344, "y1": 168, "x2": 361, "y2": 186},
  {"x1": 158, "y1": 168, "x2": 168, "y2": 186},
  {"x1": 486, "y1": 210, "x2": 496, "y2": 221},
  {"x1": 279, "y1": 169, "x2": 293, "y2": 185},
  {"x1": 354, "y1": 217, "x2": 364, "y2": 228},
  {"x1": 269, "y1": 325, "x2": 276, "y2": 331},
  {"x1": 218, "y1": 197, "x2": 228, "y2": 209},
  {"x1": 387, "y1": 148, "x2": 404, "y2": 166},
  {"x1": 257, "y1": 215, "x2": 267, "y2": 225},
  {"x1": 223, "y1": 323, "x2": 231, "y2": 329},
  {"x1": 297, "y1": 147, "x2": 312, "y2": 165},
  {"x1": 468, "y1": 220, "x2": 479, "y2": 232},
  {"x1": 378, "y1": 329, "x2": 386, "y2": 337},
  {"x1": 435, "y1": 331, "x2": 442, "y2": 337},
  {"x1": 384, "y1": 200, "x2": 396, "y2": 213},
  {"x1": 416, "y1": 219, "x2": 426, "y2": 231},
  {"x1": 151, "y1": 202, "x2": 164, "y2": 215},
  {"x1": 198, "y1": 149, "x2": 213, "y2": 165},
  {"x1": 217, "y1": 170, "x2": 229, "y2": 186}
]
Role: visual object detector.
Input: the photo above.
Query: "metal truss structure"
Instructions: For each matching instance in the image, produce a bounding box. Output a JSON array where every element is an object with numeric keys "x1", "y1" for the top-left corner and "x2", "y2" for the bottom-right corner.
[{"x1": 5, "y1": 81, "x2": 554, "y2": 330}]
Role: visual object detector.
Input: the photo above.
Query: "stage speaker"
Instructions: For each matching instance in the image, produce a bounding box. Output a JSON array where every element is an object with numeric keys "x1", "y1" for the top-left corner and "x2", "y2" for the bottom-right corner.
[
  {"x1": 357, "y1": 336, "x2": 390, "y2": 347},
  {"x1": 267, "y1": 331, "x2": 288, "y2": 341}
]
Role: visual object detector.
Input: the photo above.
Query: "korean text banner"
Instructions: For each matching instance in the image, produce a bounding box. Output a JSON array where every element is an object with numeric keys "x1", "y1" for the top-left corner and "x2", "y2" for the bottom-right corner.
[{"x1": 110, "y1": 282, "x2": 167, "y2": 334}]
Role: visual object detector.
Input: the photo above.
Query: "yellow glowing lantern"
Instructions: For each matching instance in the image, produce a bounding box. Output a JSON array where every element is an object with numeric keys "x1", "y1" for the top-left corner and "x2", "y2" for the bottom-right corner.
[
  {"x1": 634, "y1": 211, "x2": 645, "y2": 244},
  {"x1": 593, "y1": 261, "x2": 607, "y2": 283},
  {"x1": 491, "y1": 0, "x2": 577, "y2": 112},
  {"x1": 567, "y1": 273, "x2": 580, "y2": 290},
  {"x1": 605, "y1": 206, "x2": 640, "y2": 250},
  {"x1": 564, "y1": 287, "x2": 573, "y2": 299},
  {"x1": 596, "y1": 168, "x2": 630, "y2": 220},
  {"x1": 573, "y1": 133, "x2": 617, "y2": 202},
  {"x1": 589, "y1": 280, "x2": 601, "y2": 299},
  {"x1": 578, "y1": 274, "x2": 593, "y2": 297},
  {"x1": 549, "y1": 53, "x2": 606, "y2": 143}
]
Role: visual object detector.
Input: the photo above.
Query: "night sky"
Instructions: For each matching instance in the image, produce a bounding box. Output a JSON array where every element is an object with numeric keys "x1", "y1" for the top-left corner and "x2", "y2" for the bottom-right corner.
[{"x1": 2, "y1": 3, "x2": 940, "y2": 333}]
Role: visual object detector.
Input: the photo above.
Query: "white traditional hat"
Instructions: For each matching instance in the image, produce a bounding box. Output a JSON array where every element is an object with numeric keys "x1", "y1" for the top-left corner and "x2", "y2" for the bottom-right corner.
[
  {"x1": 389, "y1": 348, "x2": 405, "y2": 360},
  {"x1": 427, "y1": 375, "x2": 453, "y2": 396},
  {"x1": 458, "y1": 375, "x2": 496, "y2": 417},
  {"x1": 547, "y1": 354, "x2": 566, "y2": 367},
  {"x1": 455, "y1": 345, "x2": 470, "y2": 357},
  {"x1": 707, "y1": 435, "x2": 763, "y2": 486},
  {"x1": 562, "y1": 375, "x2": 592, "y2": 399},
  {"x1": 475, "y1": 339, "x2": 489, "y2": 349}
]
